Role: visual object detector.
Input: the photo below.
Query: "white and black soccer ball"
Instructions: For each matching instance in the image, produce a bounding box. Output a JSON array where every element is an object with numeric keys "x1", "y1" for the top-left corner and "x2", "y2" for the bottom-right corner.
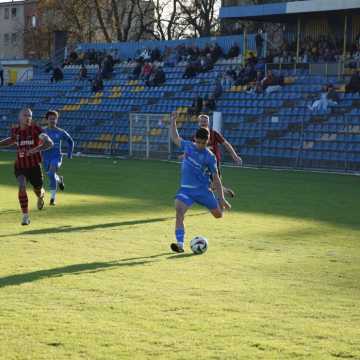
[{"x1": 190, "y1": 236, "x2": 208, "y2": 254}]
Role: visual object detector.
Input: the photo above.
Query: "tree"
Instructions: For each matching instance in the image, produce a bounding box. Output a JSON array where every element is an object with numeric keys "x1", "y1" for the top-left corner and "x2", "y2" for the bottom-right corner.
[{"x1": 177, "y1": 0, "x2": 221, "y2": 37}]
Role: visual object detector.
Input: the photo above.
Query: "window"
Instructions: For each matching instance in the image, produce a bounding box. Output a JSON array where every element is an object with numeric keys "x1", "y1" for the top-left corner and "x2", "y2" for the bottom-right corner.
[
  {"x1": 11, "y1": 8, "x2": 17, "y2": 19},
  {"x1": 32, "y1": 15, "x2": 37, "y2": 28},
  {"x1": 4, "y1": 8, "x2": 9, "y2": 19},
  {"x1": 11, "y1": 33, "x2": 17, "y2": 45},
  {"x1": 4, "y1": 34, "x2": 10, "y2": 46}
]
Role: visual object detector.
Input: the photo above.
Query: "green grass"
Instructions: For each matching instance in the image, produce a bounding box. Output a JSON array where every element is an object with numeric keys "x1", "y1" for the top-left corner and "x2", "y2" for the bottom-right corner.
[{"x1": 0, "y1": 152, "x2": 360, "y2": 360}]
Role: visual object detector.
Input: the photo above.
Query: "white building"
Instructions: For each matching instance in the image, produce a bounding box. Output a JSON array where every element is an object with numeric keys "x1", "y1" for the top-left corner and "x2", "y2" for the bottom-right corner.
[{"x1": 0, "y1": 1, "x2": 25, "y2": 59}]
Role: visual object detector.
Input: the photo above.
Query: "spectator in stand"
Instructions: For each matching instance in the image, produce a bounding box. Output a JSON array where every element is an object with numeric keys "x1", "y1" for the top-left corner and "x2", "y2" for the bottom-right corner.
[
  {"x1": 146, "y1": 66, "x2": 166, "y2": 87},
  {"x1": 101, "y1": 55, "x2": 114, "y2": 79},
  {"x1": 51, "y1": 67, "x2": 64, "y2": 83},
  {"x1": 327, "y1": 84, "x2": 339, "y2": 102},
  {"x1": 210, "y1": 43, "x2": 224, "y2": 62},
  {"x1": 200, "y1": 54, "x2": 214, "y2": 72},
  {"x1": 236, "y1": 63, "x2": 256, "y2": 86},
  {"x1": 203, "y1": 95, "x2": 217, "y2": 112},
  {"x1": 69, "y1": 51, "x2": 78, "y2": 64},
  {"x1": 78, "y1": 65, "x2": 88, "y2": 80},
  {"x1": 92, "y1": 76, "x2": 104, "y2": 93},
  {"x1": 308, "y1": 85, "x2": 337, "y2": 112},
  {"x1": 261, "y1": 70, "x2": 282, "y2": 94},
  {"x1": 346, "y1": 71, "x2": 360, "y2": 93},
  {"x1": 227, "y1": 43, "x2": 240, "y2": 59},
  {"x1": 255, "y1": 29, "x2": 264, "y2": 59},
  {"x1": 131, "y1": 61, "x2": 143, "y2": 80},
  {"x1": 0, "y1": 61, "x2": 4, "y2": 86},
  {"x1": 183, "y1": 60, "x2": 199, "y2": 79},
  {"x1": 141, "y1": 61, "x2": 153, "y2": 81},
  {"x1": 151, "y1": 47, "x2": 162, "y2": 62},
  {"x1": 213, "y1": 77, "x2": 223, "y2": 99},
  {"x1": 188, "y1": 96, "x2": 203, "y2": 116}
]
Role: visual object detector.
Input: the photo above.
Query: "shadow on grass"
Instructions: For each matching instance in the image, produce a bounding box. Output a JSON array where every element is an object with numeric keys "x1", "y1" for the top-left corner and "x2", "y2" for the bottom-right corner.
[
  {"x1": 15, "y1": 217, "x2": 174, "y2": 236},
  {"x1": 0, "y1": 253, "x2": 171, "y2": 288},
  {"x1": 0, "y1": 212, "x2": 207, "y2": 238},
  {"x1": 167, "y1": 253, "x2": 198, "y2": 259}
]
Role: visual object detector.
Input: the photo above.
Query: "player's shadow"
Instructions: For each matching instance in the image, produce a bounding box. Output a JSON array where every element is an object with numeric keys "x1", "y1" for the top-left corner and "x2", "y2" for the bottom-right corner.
[
  {"x1": 167, "y1": 253, "x2": 199, "y2": 259},
  {"x1": 0, "y1": 253, "x2": 170, "y2": 289},
  {"x1": 1, "y1": 217, "x2": 174, "y2": 237},
  {"x1": 0, "y1": 212, "x2": 207, "y2": 238}
]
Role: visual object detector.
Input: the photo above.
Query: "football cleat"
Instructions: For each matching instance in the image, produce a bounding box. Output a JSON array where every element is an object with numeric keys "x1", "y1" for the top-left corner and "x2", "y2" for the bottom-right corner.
[
  {"x1": 58, "y1": 176, "x2": 65, "y2": 191},
  {"x1": 21, "y1": 214, "x2": 30, "y2": 226},
  {"x1": 170, "y1": 243, "x2": 184, "y2": 253}
]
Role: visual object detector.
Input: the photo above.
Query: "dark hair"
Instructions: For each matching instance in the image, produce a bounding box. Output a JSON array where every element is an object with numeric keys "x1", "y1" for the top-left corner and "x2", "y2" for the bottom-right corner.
[
  {"x1": 195, "y1": 127, "x2": 209, "y2": 141},
  {"x1": 45, "y1": 110, "x2": 59, "y2": 119}
]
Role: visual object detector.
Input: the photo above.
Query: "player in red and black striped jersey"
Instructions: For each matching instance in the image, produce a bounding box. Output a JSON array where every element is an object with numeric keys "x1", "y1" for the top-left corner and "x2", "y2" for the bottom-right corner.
[
  {"x1": 0, "y1": 108, "x2": 53, "y2": 225},
  {"x1": 198, "y1": 114, "x2": 242, "y2": 197}
]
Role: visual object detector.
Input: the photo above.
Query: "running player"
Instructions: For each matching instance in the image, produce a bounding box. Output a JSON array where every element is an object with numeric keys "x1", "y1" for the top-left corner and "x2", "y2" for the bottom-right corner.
[
  {"x1": 0, "y1": 108, "x2": 53, "y2": 225},
  {"x1": 170, "y1": 112, "x2": 231, "y2": 253},
  {"x1": 42, "y1": 110, "x2": 74, "y2": 206},
  {"x1": 197, "y1": 114, "x2": 242, "y2": 197}
]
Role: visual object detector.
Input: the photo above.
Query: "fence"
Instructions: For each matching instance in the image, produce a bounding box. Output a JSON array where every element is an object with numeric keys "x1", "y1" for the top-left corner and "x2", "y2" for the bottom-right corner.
[{"x1": 78, "y1": 112, "x2": 359, "y2": 174}]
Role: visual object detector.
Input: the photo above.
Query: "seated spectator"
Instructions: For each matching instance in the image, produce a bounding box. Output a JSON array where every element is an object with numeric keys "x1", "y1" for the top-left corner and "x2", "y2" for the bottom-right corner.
[
  {"x1": 183, "y1": 61, "x2": 199, "y2": 79},
  {"x1": 78, "y1": 65, "x2": 88, "y2": 80},
  {"x1": 131, "y1": 61, "x2": 143, "y2": 80},
  {"x1": 146, "y1": 66, "x2": 166, "y2": 87},
  {"x1": 327, "y1": 84, "x2": 339, "y2": 102},
  {"x1": 346, "y1": 71, "x2": 360, "y2": 93},
  {"x1": 141, "y1": 61, "x2": 153, "y2": 81},
  {"x1": 188, "y1": 96, "x2": 203, "y2": 116},
  {"x1": 91, "y1": 76, "x2": 104, "y2": 93},
  {"x1": 200, "y1": 54, "x2": 214, "y2": 72},
  {"x1": 69, "y1": 51, "x2": 78, "y2": 64},
  {"x1": 151, "y1": 47, "x2": 162, "y2": 62},
  {"x1": 204, "y1": 95, "x2": 217, "y2": 112},
  {"x1": 246, "y1": 83, "x2": 263, "y2": 95},
  {"x1": 51, "y1": 67, "x2": 64, "y2": 83},
  {"x1": 236, "y1": 64, "x2": 256, "y2": 85},
  {"x1": 261, "y1": 70, "x2": 283, "y2": 94},
  {"x1": 227, "y1": 43, "x2": 240, "y2": 59},
  {"x1": 308, "y1": 85, "x2": 337, "y2": 112},
  {"x1": 213, "y1": 77, "x2": 223, "y2": 99},
  {"x1": 101, "y1": 55, "x2": 113, "y2": 79}
]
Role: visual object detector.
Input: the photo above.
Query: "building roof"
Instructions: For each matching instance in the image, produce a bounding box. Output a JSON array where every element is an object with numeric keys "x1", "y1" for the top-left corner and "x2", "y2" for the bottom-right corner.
[{"x1": 220, "y1": 0, "x2": 360, "y2": 22}]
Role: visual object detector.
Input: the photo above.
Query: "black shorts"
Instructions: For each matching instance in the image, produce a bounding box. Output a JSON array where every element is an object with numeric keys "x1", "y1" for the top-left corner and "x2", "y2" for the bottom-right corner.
[{"x1": 14, "y1": 164, "x2": 44, "y2": 188}]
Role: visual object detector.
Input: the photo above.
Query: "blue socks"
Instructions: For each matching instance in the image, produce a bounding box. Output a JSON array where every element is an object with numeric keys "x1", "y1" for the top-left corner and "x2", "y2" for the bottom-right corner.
[{"x1": 175, "y1": 228, "x2": 185, "y2": 248}]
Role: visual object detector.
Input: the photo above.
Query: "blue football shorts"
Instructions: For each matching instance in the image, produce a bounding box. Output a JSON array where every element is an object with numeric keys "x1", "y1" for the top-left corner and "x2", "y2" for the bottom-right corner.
[{"x1": 175, "y1": 187, "x2": 219, "y2": 210}]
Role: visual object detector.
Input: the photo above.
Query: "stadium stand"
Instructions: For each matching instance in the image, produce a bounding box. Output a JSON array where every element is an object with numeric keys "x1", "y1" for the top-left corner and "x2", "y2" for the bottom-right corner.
[{"x1": 0, "y1": 36, "x2": 359, "y2": 172}]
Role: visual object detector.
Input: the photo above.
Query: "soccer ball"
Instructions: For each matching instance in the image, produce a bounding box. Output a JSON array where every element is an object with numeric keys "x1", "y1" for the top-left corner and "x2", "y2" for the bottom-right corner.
[{"x1": 190, "y1": 236, "x2": 208, "y2": 254}]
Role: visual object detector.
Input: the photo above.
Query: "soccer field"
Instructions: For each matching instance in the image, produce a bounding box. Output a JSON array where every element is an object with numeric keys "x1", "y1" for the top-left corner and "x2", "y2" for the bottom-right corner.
[{"x1": 0, "y1": 152, "x2": 359, "y2": 360}]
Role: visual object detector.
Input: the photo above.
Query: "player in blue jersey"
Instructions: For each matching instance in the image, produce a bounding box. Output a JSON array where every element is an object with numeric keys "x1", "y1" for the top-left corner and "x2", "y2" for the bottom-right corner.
[
  {"x1": 42, "y1": 110, "x2": 74, "y2": 206},
  {"x1": 170, "y1": 112, "x2": 231, "y2": 253}
]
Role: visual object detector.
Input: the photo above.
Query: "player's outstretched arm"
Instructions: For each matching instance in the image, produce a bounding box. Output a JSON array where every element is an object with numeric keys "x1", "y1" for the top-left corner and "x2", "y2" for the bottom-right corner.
[
  {"x1": 170, "y1": 112, "x2": 182, "y2": 147},
  {"x1": 213, "y1": 172, "x2": 231, "y2": 210},
  {"x1": 0, "y1": 137, "x2": 16, "y2": 148},
  {"x1": 28, "y1": 133, "x2": 54, "y2": 154},
  {"x1": 223, "y1": 139, "x2": 243, "y2": 166}
]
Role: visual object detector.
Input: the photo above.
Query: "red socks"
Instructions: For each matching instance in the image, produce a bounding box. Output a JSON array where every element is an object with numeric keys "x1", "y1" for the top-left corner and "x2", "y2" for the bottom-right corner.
[{"x1": 18, "y1": 190, "x2": 28, "y2": 214}]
